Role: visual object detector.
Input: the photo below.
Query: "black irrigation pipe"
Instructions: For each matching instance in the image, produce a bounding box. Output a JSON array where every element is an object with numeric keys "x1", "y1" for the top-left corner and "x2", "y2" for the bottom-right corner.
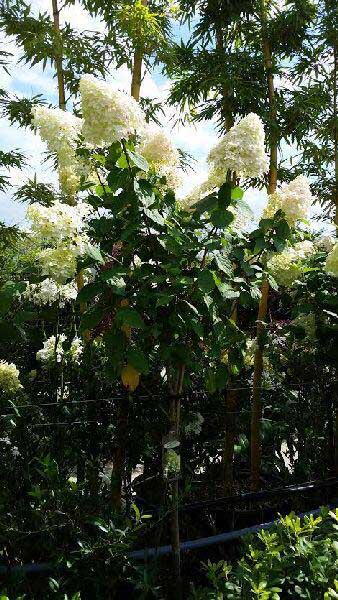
[
  {"x1": 1, "y1": 504, "x2": 336, "y2": 575},
  {"x1": 128, "y1": 504, "x2": 337, "y2": 560},
  {"x1": 180, "y1": 476, "x2": 338, "y2": 512}
]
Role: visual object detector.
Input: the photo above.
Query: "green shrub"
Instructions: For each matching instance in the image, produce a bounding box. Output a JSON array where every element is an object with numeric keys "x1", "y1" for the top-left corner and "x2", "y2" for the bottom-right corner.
[{"x1": 191, "y1": 508, "x2": 338, "y2": 599}]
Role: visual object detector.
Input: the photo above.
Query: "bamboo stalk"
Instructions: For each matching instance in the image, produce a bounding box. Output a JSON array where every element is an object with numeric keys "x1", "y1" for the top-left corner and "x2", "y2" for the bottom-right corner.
[
  {"x1": 130, "y1": 0, "x2": 147, "y2": 101},
  {"x1": 51, "y1": 0, "x2": 66, "y2": 110}
]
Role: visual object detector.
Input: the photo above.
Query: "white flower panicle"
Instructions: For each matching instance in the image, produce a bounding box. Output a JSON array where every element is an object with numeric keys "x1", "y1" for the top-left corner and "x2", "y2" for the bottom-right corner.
[
  {"x1": 207, "y1": 113, "x2": 269, "y2": 180},
  {"x1": 36, "y1": 334, "x2": 66, "y2": 364},
  {"x1": 69, "y1": 337, "x2": 83, "y2": 364},
  {"x1": 32, "y1": 105, "x2": 83, "y2": 196},
  {"x1": 0, "y1": 361, "x2": 23, "y2": 393},
  {"x1": 27, "y1": 200, "x2": 90, "y2": 244},
  {"x1": 267, "y1": 241, "x2": 314, "y2": 288},
  {"x1": 263, "y1": 175, "x2": 313, "y2": 226},
  {"x1": 80, "y1": 76, "x2": 145, "y2": 146},
  {"x1": 138, "y1": 126, "x2": 180, "y2": 169},
  {"x1": 324, "y1": 242, "x2": 338, "y2": 277},
  {"x1": 36, "y1": 335, "x2": 83, "y2": 365},
  {"x1": 38, "y1": 246, "x2": 79, "y2": 283},
  {"x1": 27, "y1": 200, "x2": 91, "y2": 283},
  {"x1": 138, "y1": 126, "x2": 182, "y2": 190},
  {"x1": 23, "y1": 279, "x2": 77, "y2": 307}
]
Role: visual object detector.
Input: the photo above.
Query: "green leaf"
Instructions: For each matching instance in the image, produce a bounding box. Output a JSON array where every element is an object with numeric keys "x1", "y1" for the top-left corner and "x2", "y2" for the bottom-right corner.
[
  {"x1": 86, "y1": 244, "x2": 104, "y2": 264},
  {"x1": 215, "y1": 364, "x2": 228, "y2": 390},
  {"x1": 135, "y1": 179, "x2": 155, "y2": 207},
  {"x1": 231, "y1": 186, "x2": 244, "y2": 200},
  {"x1": 216, "y1": 281, "x2": 240, "y2": 299},
  {"x1": 197, "y1": 270, "x2": 215, "y2": 293},
  {"x1": 80, "y1": 307, "x2": 104, "y2": 332},
  {"x1": 192, "y1": 193, "x2": 218, "y2": 214},
  {"x1": 77, "y1": 282, "x2": 104, "y2": 303},
  {"x1": 218, "y1": 182, "x2": 232, "y2": 208},
  {"x1": 210, "y1": 209, "x2": 234, "y2": 228},
  {"x1": 127, "y1": 348, "x2": 149, "y2": 374},
  {"x1": 214, "y1": 252, "x2": 233, "y2": 275},
  {"x1": 127, "y1": 150, "x2": 149, "y2": 171},
  {"x1": 115, "y1": 307, "x2": 145, "y2": 329},
  {"x1": 144, "y1": 208, "x2": 165, "y2": 226},
  {"x1": 0, "y1": 321, "x2": 24, "y2": 342}
]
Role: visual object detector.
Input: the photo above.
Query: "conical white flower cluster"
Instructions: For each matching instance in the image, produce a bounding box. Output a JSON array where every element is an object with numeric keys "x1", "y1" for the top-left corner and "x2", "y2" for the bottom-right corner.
[
  {"x1": 0, "y1": 360, "x2": 23, "y2": 393},
  {"x1": 207, "y1": 113, "x2": 269, "y2": 180},
  {"x1": 23, "y1": 279, "x2": 77, "y2": 307},
  {"x1": 32, "y1": 106, "x2": 83, "y2": 196},
  {"x1": 36, "y1": 335, "x2": 83, "y2": 365},
  {"x1": 27, "y1": 200, "x2": 91, "y2": 283},
  {"x1": 324, "y1": 242, "x2": 338, "y2": 277},
  {"x1": 80, "y1": 75, "x2": 145, "y2": 146},
  {"x1": 267, "y1": 240, "x2": 314, "y2": 287},
  {"x1": 263, "y1": 175, "x2": 313, "y2": 225},
  {"x1": 138, "y1": 125, "x2": 182, "y2": 189}
]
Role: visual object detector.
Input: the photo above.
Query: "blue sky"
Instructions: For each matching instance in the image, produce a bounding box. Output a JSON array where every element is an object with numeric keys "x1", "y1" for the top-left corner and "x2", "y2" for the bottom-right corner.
[{"x1": 0, "y1": 0, "x2": 331, "y2": 232}]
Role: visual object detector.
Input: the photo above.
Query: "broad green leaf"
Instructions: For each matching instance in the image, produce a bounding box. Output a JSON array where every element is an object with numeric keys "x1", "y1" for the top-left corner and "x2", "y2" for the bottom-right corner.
[
  {"x1": 197, "y1": 270, "x2": 215, "y2": 293},
  {"x1": 80, "y1": 307, "x2": 104, "y2": 332},
  {"x1": 144, "y1": 208, "x2": 165, "y2": 225},
  {"x1": 127, "y1": 150, "x2": 149, "y2": 171},
  {"x1": 218, "y1": 182, "x2": 232, "y2": 207},
  {"x1": 127, "y1": 348, "x2": 149, "y2": 374},
  {"x1": 86, "y1": 244, "x2": 104, "y2": 264},
  {"x1": 115, "y1": 307, "x2": 145, "y2": 329},
  {"x1": 231, "y1": 186, "x2": 244, "y2": 200},
  {"x1": 77, "y1": 282, "x2": 104, "y2": 303},
  {"x1": 210, "y1": 209, "x2": 234, "y2": 228}
]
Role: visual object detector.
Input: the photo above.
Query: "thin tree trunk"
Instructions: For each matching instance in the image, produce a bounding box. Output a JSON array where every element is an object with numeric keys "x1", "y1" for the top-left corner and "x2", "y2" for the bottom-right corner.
[
  {"x1": 250, "y1": 0, "x2": 278, "y2": 491},
  {"x1": 111, "y1": 395, "x2": 130, "y2": 509},
  {"x1": 168, "y1": 364, "x2": 185, "y2": 600},
  {"x1": 130, "y1": 0, "x2": 147, "y2": 101},
  {"x1": 215, "y1": 26, "x2": 234, "y2": 131},
  {"x1": 51, "y1": 0, "x2": 66, "y2": 110},
  {"x1": 223, "y1": 304, "x2": 238, "y2": 494},
  {"x1": 332, "y1": 21, "x2": 338, "y2": 225}
]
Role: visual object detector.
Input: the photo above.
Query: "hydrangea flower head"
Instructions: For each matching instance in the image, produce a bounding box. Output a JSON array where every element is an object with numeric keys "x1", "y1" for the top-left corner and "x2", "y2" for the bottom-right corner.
[
  {"x1": 32, "y1": 105, "x2": 83, "y2": 195},
  {"x1": 80, "y1": 75, "x2": 145, "y2": 146},
  {"x1": 207, "y1": 113, "x2": 269, "y2": 179},
  {"x1": 0, "y1": 361, "x2": 23, "y2": 393},
  {"x1": 263, "y1": 175, "x2": 313, "y2": 225},
  {"x1": 325, "y1": 242, "x2": 338, "y2": 277}
]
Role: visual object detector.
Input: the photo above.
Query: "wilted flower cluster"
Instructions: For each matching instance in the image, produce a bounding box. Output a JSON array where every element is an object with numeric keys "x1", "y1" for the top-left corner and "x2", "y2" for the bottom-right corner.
[
  {"x1": 36, "y1": 335, "x2": 83, "y2": 365},
  {"x1": 23, "y1": 279, "x2": 77, "y2": 307},
  {"x1": 324, "y1": 242, "x2": 338, "y2": 277},
  {"x1": 292, "y1": 313, "x2": 316, "y2": 338},
  {"x1": 80, "y1": 75, "x2": 145, "y2": 146},
  {"x1": 0, "y1": 360, "x2": 23, "y2": 393},
  {"x1": 32, "y1": 106, "x2": 83, "y2": 196},
  {"x1": 185, "y1": 412, "x2": 204, "y2": 436},
  {"x1": 263, "y1": 175, "x2": 313, "y2": 226},
  {"x1": 315, "y1": 235, "x2": 335, "y2": 253},
  {"x1": 207, "y1": 113, "x2": 269, "y2": 180}
]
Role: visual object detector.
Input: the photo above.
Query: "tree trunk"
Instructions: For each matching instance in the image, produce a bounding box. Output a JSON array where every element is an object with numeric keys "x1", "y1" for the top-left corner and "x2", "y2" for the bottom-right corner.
[
  {"x1": 111, "y1": 395, "x2": 130, "y2": 510},
  {"x1": 333, "y1": 28, "x2": 338, "y2": 225},
  {"x1": 51, "y1": 0, "x2": 66, "y2": 110},
  {"x1": 250, "y1": 0, "x2": 278, "y2": 491},
  {"x1": 223, "y1": 303, "x2": 238, "y2": 494},
  {"x1": 250, "y1": 279, "x2": 269, "y2": 490},
  {"x1": 130, "y1": 0, "x2": 147, "y2": 101},
  {"x1": 168, "y1": 364, "x2": 185, "y2": 600},
  {"x1": 215, "y1": 26, "x2": 234, "y2": 132}
]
